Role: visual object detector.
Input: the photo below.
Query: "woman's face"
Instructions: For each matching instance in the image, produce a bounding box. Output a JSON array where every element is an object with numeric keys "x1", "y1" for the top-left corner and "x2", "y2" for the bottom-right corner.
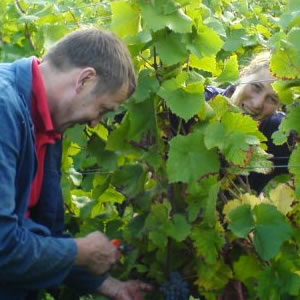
[{"x1": 232, "y1": 68, "x2": 280, "y2": 121}]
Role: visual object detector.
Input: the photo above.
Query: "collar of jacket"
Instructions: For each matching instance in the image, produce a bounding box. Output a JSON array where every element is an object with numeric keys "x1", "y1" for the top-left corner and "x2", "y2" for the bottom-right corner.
[{"x1": 13, "y1": 56, "x2": 35, "y2": 110}]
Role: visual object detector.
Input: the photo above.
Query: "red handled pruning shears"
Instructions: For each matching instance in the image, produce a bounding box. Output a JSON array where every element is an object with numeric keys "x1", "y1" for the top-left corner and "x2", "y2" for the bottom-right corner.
[{"x1": 111, "y1": 239, "x2": 133, "y2": 254}]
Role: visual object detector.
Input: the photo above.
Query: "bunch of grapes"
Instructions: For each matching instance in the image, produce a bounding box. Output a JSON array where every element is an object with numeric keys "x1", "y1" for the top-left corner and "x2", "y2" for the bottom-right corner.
[{"x1": 160, "y1": 272, "x2": 189, "y2": 300}]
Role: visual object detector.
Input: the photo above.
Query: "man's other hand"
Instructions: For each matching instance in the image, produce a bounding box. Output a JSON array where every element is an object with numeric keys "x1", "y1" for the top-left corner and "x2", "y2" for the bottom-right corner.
[{"x1": 98, "y1": 276, "x2": 153, "y2": 300}]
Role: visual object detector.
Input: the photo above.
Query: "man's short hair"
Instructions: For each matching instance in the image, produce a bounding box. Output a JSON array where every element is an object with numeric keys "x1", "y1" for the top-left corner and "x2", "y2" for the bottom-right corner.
[{"x1": 44, "y1": 27, "x2": 136, "y2": 97}]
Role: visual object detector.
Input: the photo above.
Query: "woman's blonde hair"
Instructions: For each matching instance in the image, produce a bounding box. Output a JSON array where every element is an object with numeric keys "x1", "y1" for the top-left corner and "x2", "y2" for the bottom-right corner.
[
  {"x1": 240, "y1": 51, "x2": 271, "y2": 78},
  {"x1": 231, "y1": 51, "x2": 273, "y2": 106}
]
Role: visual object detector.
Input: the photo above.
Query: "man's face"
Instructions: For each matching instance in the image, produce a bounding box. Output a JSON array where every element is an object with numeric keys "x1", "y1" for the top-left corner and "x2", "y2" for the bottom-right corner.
[
  {"x1": 52, "y1": 76, "x2": 129, "y2": 132},
  {"x1": 233, "y1": 68, "x2": 280, "y2": 121}
]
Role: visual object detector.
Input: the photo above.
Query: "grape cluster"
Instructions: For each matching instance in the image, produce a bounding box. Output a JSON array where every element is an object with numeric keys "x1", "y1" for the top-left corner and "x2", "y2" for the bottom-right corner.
[{"x1": 160, "y1": 272, "x2": 189, "y2": 300}]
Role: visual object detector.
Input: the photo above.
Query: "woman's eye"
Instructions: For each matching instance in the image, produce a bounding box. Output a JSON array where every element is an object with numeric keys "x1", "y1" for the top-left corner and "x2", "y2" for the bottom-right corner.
[
  {"x1": 251, "y1": 83, "x2": 262, "y2": 92},
  {"x1": 267, "y1": 96, "x2": 279, "y2": 105}
]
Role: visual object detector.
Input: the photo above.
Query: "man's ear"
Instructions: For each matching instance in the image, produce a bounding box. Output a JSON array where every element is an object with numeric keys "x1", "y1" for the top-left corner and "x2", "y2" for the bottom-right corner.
[{"x1": 76, "y1": 67, "x2": 97, "y2": 93}]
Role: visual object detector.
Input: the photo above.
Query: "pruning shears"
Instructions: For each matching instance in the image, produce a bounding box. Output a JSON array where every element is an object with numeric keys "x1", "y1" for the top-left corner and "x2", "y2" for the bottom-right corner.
[{"x1": 111, "y1": 239, "x2": 134, "y2": 255}]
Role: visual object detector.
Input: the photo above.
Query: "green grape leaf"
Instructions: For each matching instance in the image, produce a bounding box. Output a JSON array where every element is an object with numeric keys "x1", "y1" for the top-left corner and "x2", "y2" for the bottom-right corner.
[
  {"x1": 288, "y1": 0, "x2": 300, "y2": 12},
  {"x1": 244, "y1": 146, "x2": 273, "y2": 175},
  {"x1": 87, "y1": 136, "x2": 118, "y2": 171},
  {"x1": 166, "y1": 214, "x2": 192, "y2": 242},
  {"x1": 221, "y1": 112, "x2": 265, "y2": 165},
  {"x1": 228, "y1": 204, "x2": 255, "y2": 238},
  {"x1": 223, "y1": 29, "x2": 246, "y2": 52},
  {"x1": 222, "y1": 112, "x2": 265, "y2": 140},
  {"x1": 196, "y1": 260, "x2": 232, "y2": 291},
  {"x1": 204, "y1": 17, "x2": 226, "y2": 38},
  {"x1": 203, "y1": 181, "x2": 220, "y2": 227},
  {"x1": 271, "y1": 49, "x2": 299, "y2": 79},
  {"x1": 191, "y1": 224, "x2": 225, "y2": 264},
  {"x1": 133, "y1": 70, "x2": 160, "y2": 103},
  {"x1": 289, "y1": 147, "x2": 300, "y2": 196},
  {"x1": 233, "y1": 255, "x2": 262, "y2": 283},
  {"x1": 282, "y1": 273, "x2": 300, "y2": 296},
  {"x1": 167, "y1": 131, "x2": 220, "y2": 184},
  {"x1": 158, "y1": 86, "x2": 204, "y2": 121},
  {"x1": 111, "y1": 165, "x2": 146, "y2": 197},
  {"x1": 92, "y1": 175, "x2": 110, "y2": 200},
  {"x1": 268, "y1": 184, "x2": 295, "y2": 216},
  {"x1": 126, "y1": 29, "x2": 152, "y2": 46},
  {"x1": 189, "y1": 55, "x2": 217, "y2": 74},
  {"x1": 106, "y1": 116, "x2": 133, "y2": 151},
  {"x1": 110, "y1": 1, "x2": 140, "y2": 38},
  {"x1": 155, "y1": 32, "x2": 189, "y2": 65},
  {"x1": 125, "y1": 214, "x2": 147, "y2": 240},
  {"x1": 279, "y1": 11, "x2": 300, "y2": 30},
  {"x1": 253, "y1": 203, "x2": 293, "y2": 260},
  {"x1": 287, "y1": 27, "x2": 300, "y2": 52},
  {"x1": 149, "y1": 231, "x2": 168, "y2": 248},
  {"x1": 65, "y1": 125, "x2": 87, "y2": 148},
  {"x1": 272, "y1": 130, "x2": 288, "y2": 145},
  {"x1": 216, "y1": 55, "x2": 239, "y2": 83},
  {"x1": 257, "y1": 267, "x2": 280, "y2": 300},
  {"x1": 140, "y1": 1, "x2": 193, "y2": 33},
  {"x1": 127, "y1": 98, "x2": 157, "y2": 141},
  {"x1": 42, "y1": 24, "x2": 70, "y2": 49},
  {"x1": 187, "y1": 175, "x2": 219, "y2": 223},
  {"x1": 271, "y1": 80, "x2": 294, "y2": 105},
  {"x1": 279, "y1": 105, "x2": 300, "y2": 137},
  {"x1": 185, "y1": 25, "x2": 224, "y2": 58},
  {"x1": 144, "y1": 203, "x2": 171, "y2": 248}
]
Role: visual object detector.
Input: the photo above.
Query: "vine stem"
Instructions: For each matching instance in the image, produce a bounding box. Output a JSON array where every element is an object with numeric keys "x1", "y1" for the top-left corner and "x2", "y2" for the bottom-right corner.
[
  {"x1": 15, "y1": 0, "x2": 36, "y2": 51},
  {"x1": 64, "y1": 202, "x2": 76, "y2": 216},
  {"x1": 235, "y1": 281, "x2": 245, "y2": 300},
  {"x1": 153, "y1": 46, "x2": 158, "y2": 70},
  {"x1": 68, "y1": 8, "x2": 80, "y2": 28},
  {"x1": 229, "y1": 177, "x2": 242, "y2": 195}
]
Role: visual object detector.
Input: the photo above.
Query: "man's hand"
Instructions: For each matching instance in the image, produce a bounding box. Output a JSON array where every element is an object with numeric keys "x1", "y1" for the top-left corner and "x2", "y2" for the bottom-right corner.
[
  {"x1": 74, "y1": 232, "x2": 119, "y2": 275},
  {"x1": 97, "y1": 276, "x2": 153, "y2": 300}
]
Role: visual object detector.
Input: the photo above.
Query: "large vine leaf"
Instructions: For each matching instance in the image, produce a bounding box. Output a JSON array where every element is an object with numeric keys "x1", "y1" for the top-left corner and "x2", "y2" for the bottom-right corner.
[
  {"x1": 228, "y1": 204, "x2": 255, "y2": 238},
  {"x1": 140, "y1": 0, "x2": 193, "y2": 33},
  {"x1": 223, "y1": 29, "x2": 246, "y2": 52},
  {"x1": 184, "y1": 25, "x2": 224, "y2": 58},
  {"x1": 166, "y1": 214, "x2": 192, "y2": 242},
  {"x1": 110, "y1": 1, "x2": 140, "y2": 38},
  {"x1": 253, "y1": 204, "x2": 293, "y2": 261},
  {"x1": 158, "y1": 83, "x2": 204, "y2": 121},
  {"x1": 127, "y1": 98, "x2": 157, "y2": 142},
  {"x1": 144, "y1": 203, "x2": 171, "y2": 248},
  {"x1": 216, "y1": 54, "x2": 239, "y2": 83},
  {"x1": 271, "y1": 49, "x2": 300, "y2": 79},
  {"x1": 191, "y1": 224, "x2": 226, "y2": 265},
  {"x1": 167, "y1": 130, "x2": 220, "y2": 184},
  {"x1": 132, "y1": 70, "x2": 160, "y2": 103},
  {"x1": 111, "y1": 164, "x2": 146, "y2": 197},
  {"x1": 155, "y1": 32, "x2": 189, "y2": 65}
]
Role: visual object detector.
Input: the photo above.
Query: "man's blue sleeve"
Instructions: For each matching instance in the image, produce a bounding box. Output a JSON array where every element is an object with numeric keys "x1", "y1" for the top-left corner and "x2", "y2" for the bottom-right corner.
[{"x1": 0, "y1": 91, "x2": 78, "y2": 290}]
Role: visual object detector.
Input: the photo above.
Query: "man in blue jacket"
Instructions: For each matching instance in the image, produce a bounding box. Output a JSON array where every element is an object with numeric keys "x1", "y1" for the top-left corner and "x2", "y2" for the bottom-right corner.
[{"x1": 0, "y1": 28, "x2": 151, "y2": 299}]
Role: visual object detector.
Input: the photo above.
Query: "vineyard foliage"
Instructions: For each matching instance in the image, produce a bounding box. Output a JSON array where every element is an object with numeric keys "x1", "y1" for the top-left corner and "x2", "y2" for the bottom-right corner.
[{"x1": 2, "y1": 0, "x2": 300, "y2": 299}]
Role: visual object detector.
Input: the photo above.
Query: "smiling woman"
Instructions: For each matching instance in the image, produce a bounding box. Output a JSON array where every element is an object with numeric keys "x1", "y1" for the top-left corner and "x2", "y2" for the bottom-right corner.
[
  {"x1": 231, "y1": 51, "x2": 280, "y2": 121},
  {"x1": 206, "y1": 51, "x2": 292, "y2": 193}
]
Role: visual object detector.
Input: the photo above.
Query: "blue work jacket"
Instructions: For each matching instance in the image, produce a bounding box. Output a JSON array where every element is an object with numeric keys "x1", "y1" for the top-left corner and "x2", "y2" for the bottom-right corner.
[{"x1": 0, "y1": 58, "x2": 106, "y2": 299}]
